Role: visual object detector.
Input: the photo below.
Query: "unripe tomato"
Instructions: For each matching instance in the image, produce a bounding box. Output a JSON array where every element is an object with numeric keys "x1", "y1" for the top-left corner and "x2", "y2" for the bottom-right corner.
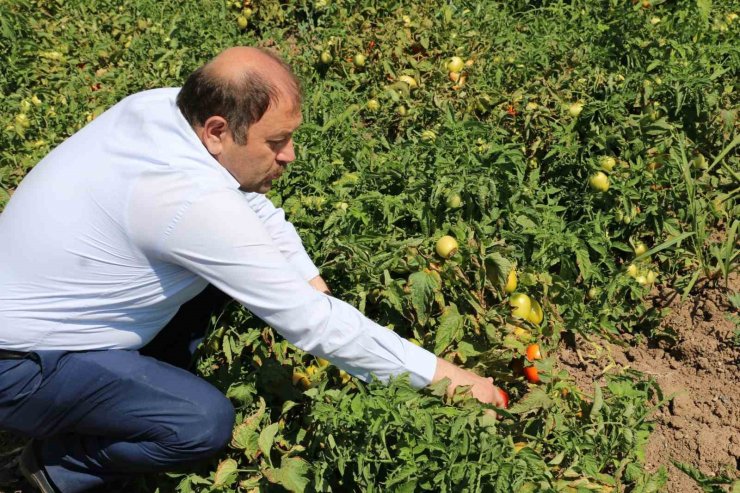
[
  {"x1": 236, "y1": 16, "x2": 248, "y2": 29},
  {"x1": 320, "y1": 51, "x2": 333, "y2": 64},
  {"x1": 353, "y1": 53, "x2": 366, "y2": 67},
  {"x1": 421, "y1": 130, "x2": 437, "y2": 142},
  {"x1": 589, "y1": 172, "x2": 609, "y2": 192},
  {"x1": 398, "y1": 75, "x2": 418, "y2": 88},
  {"x1": 292, "y1": 370, "x2": 311, "y2": 388},
  {"x1": 527, "y1": 299, "x2": 544, "y2": 325},
  {"x1": 396, "y1": 105, "x2": 407, "y2": 117},
  {"x1": 338, "y1": 369, "x2": 351, "y2": 385},
  {"x1": 523, "y1": 366, "x2": 540, "y2": 383},
  {"x1": 633, "y1": 242, "x2": 647, "y2": 256},
  {"x1": 568, "y1": 102, "x2": 584, "y2": 117},
  {"x1": 587, "y1": 287, "x2": 600, "y2": 300},
  {"x1": 504, "y1": 269, "x2": 517, "y2": 294},
  {"x1": 525, "y1": 343, "x2": 542, "y2": 361},
  {"x1": 366, "y1": 99, "x2": 380, "y2": 111},
  {"x1": 646, "y1": 270, "x2": 658, "y2": 284},
  {"x1": 510, "y1": 293, "x2": 532, "y2": 319},
  {"x1": 626, "y1": 264, "x2": 638, "y2": 277},
  {"x1": 636, "y1": 275, "x2": 648, "y2": 285},
  {"x1": 512, "y1": 326, "x2": 531, "y2": 341},
  {"x1": 599, "y1": 156, "x2": 617, "y2": 172},
  {"x1": 447, "y1": 56, "x2": 465, "y2": 73},
  {"x1": 446, "y1": 194, "x2": 462, "y2": 209},
  {"x1": 435, "y1": 235, "x2": 458, "y2": 259},
  {"x1": 316, "y1": 358, "x2": 330, "y2": 368}
]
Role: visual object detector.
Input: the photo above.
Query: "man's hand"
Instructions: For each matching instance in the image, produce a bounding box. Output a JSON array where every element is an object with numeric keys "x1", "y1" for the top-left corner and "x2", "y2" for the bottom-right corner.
[
  {"x1": 308, "y1": 275, "x2": 331, "y2": 295},
  {"x1": 432, "y1": 357, "x2": 508, "y2": 408}
]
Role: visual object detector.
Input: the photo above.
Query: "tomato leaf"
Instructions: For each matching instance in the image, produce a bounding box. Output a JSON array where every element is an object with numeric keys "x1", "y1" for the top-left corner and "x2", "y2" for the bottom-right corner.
[
  {"x1": 408, "y1": 270, "x2": 440, "y2": 326},
  {"x1": 262, "y1": 456, "x2": 310, "y2": 493},
  {"x1": 213, "y1": 458, "x2": 238, "y2": 488},
  {"x1": 433, "y1": 303, "x2": 464, "y2": 355}
]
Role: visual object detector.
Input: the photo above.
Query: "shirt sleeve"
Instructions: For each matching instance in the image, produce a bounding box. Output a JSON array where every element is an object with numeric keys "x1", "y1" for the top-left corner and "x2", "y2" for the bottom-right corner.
[
  {"x1": 242, "y1": 192, "x2": 320, "y2": 282},
  {"x1": 158, "y1": 190, "x2": 438, "y2": 388}
]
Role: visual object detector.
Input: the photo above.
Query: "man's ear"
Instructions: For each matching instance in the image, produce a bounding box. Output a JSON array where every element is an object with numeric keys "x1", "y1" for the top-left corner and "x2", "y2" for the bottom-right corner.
[{"x1": 199, "y1": 116, "x2": 230, "y2": 156}]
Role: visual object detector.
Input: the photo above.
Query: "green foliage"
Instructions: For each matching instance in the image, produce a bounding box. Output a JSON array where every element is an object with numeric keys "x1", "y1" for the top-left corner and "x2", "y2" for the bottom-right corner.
[{"x1": 3, "y1": 0, "x2": 739, "y2": 490}]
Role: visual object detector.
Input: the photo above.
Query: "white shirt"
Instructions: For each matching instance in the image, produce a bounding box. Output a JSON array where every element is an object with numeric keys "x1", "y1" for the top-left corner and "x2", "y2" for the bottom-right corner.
[{"x1": 0, "y1": 88, "x2": 437, "y2": 388}]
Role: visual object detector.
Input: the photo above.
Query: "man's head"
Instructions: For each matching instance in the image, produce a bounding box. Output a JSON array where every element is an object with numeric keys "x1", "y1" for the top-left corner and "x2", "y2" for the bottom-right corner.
[{"x1": 177, "y1": 47, "x2": 302, "y2": 193}]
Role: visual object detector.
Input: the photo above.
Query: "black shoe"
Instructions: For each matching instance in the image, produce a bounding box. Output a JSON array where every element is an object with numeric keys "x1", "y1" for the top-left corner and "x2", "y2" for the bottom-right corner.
[{"x1": 18, "y1": 441, "x2": 57, "y2": 493}]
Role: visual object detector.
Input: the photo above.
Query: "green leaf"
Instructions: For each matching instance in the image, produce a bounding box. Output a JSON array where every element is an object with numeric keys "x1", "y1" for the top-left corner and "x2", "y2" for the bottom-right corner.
[
  {"x1": 590, "y1": 384, "x2": 604, "y2": 418},
  {"x1": 696, "y1": 0, "x2": 712, "y2": 24},
  {"x1": 508, "y1": 388, "x2": 554, "y2": 414},
  {"x1": 485, "y1": 252, "x2": 513, "y2": 290},
  {"x1": 262, "y1": 456, "x2": 310, "y2": 493},
  {"x1": 433, "y1": 303, "x2": 464, "y2": 355},
  {"x1": 258, "y1": 422, "x2": 280, "y2": 462},
  {"x1": 408, "y1": 270, "x2": 440, "y2": 326}
]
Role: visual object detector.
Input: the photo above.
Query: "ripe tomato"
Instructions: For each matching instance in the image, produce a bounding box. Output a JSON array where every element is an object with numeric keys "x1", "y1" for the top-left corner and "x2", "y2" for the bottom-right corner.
[
  {"x1": 523, "y1": 366, "x2": 540, "y2": 383},
  {"x1": 527, "y1": 299, "x2": 544, "y2": 325},
  {"x1": 435, "y1": 235, "x2": 458, "y2": 259},
  {"x1": 525, "y1": 343, "x2": 542, "y2": 361},
  {"x1": 589, "y1": 172, "x2": 609, "y2": 192},
  {"x1": 509, "y1": 293, "x2": 532, "y2": 319},
  {"x1": 495, "y1": 387, "x2": 509, "y2": 408},
  {"x1": 447, "y1": 56, "x2": 464, "y2": 73}
]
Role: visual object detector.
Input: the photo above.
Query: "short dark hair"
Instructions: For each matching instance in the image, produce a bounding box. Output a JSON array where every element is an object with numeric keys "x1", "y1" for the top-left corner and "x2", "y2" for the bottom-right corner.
[{"x1": 176, "y1": 48, "x2": 301, "y2": 145}]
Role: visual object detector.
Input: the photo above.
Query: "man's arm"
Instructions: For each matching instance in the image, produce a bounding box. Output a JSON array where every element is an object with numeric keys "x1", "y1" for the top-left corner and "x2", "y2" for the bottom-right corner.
[
  {"x1": 154, "y1": 190, "x2": 504, "y2": 405},
  {"x1": 243, "y1": 192, "x2": 319, "y2": 281}
]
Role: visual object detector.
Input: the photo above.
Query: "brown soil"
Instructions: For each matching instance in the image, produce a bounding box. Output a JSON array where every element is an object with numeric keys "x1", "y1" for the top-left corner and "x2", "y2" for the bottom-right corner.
[{"x1": 558, "y1": 274, "x2": 740, "y2": 492}]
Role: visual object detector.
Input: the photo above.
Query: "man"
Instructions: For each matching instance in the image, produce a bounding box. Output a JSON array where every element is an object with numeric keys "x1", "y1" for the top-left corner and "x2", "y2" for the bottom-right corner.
[{"x1": 0, "y1": 47, "x2": 506, "y2": 492}]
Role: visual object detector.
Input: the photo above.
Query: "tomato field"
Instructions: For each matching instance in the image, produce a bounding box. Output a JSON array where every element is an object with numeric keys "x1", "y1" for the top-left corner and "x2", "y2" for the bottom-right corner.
[{"x1": 1, "y1": 0, "x2": 739, "y2": 491}]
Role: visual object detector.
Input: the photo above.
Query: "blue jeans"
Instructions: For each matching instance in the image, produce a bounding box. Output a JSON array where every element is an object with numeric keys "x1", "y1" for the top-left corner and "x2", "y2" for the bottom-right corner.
[{"x1": 0, "y1": 286, "x2": 235, "y2": 492}]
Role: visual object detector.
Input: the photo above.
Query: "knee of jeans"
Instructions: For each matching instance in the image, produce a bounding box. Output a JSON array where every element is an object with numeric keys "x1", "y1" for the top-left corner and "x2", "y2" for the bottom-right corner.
[{"x1": 177, "y1": 394, "x2": 235, "y2": 457}]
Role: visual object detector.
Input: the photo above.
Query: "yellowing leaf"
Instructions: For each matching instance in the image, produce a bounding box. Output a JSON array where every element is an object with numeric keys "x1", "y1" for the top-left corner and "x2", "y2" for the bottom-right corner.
[{"x1": 213, "y1": 458, "x2": 238, "y2": 488}]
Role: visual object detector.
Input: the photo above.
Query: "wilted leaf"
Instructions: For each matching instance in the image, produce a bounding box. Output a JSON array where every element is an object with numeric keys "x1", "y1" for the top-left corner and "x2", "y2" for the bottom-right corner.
[
  {"x1": 262, "y1": 456, "x2": 310, "y2": 493},
  {"x1": 213, "y1": 458, "x2": 239, "y2": 488}
]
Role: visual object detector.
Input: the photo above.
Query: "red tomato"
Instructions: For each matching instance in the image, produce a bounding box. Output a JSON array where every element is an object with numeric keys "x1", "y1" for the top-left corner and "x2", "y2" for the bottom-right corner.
[
  {"x1": 525, "y1": 343, "x2": 542, "y2": 362},
  {"x1": 523, "y1": 366, "x2": 540, "y2": 383},
  {"x1": 496, "y1": 387, "x2": 509, "y2": 408}
]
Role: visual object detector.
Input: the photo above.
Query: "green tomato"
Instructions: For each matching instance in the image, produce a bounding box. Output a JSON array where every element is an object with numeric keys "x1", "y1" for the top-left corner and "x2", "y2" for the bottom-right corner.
[
  {"x1": 435, "y1": 235, "x2": 458, "y2": 259},
  {"x1": 589, "y1": 172, "x2": 609, "y2": 192},
  {"x1": 446, "y1": 194, "x2": 462, "y2": 209},
  {"x1": 447, "y1": 56, "x2": 464, "y2": 73},
  {"x1": 568, "y1": 102, "x2": 584, "y2": 117},
  {"x1": 353, "y1": 53, "x2": 366, "y2": 67},
  {"x1": 509, "y1": 293, "x2": 532, "y2": 319}
]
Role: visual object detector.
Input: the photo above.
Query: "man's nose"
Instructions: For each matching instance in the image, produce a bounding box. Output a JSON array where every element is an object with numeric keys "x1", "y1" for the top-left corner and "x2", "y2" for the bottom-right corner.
[{"x1": 277, "y1": 139, "x2": 296, "y2": 164}]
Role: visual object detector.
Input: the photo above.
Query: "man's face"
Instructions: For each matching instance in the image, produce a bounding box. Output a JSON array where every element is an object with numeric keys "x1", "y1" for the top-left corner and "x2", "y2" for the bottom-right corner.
[{"x1": 219, "y1": 97, "x2": 302, "y2": 193}]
